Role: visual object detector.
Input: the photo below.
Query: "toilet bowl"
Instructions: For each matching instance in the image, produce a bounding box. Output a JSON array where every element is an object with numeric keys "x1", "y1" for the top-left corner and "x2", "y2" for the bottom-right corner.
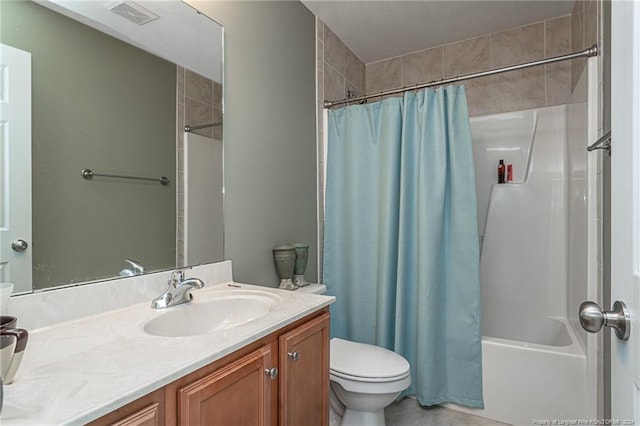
[
  {"x1": 329, "y1": 338, "x2": 411, "y2": 426},
  {"x1": 295, "y1": 285, "x2": 411, "y2": 426}
]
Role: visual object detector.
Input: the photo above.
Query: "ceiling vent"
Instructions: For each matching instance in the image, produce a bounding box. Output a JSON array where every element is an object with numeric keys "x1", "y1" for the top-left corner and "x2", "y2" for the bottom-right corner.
[{"x1": 106, "y1": 1, "x2": 159, "y2": 26}]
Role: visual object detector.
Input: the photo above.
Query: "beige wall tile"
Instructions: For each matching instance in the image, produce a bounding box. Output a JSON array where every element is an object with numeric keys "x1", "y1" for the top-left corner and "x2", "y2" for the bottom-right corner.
[
  {"x1": 546, "y1": 61, "x2": 572, "y2": 106},
  {"x1": 491, "y1": 23, "x2": 544, "y2": 68},
  {"x1": 584, "y1": 0, "x2": 598, "y2": 48},
  {"x1": 366, "y1": 57, "x2": 401, "y2": 94},
  {"x1": 213, "y1": 81, "x2": 222, "y2": 110},
  {"x1": 185, "y1": 98, "x2": 213, "y2": 138},
  {"x1": 572, "y1": 1, "x2": 585, "y2": 51},
  {"x1": 464, "y1": 77, "x2": 495, "y2": 117},
  {"x1": 493, "y1": 67, "x2": 545, "y2": 113},
  {"x1": 213, "y1": 107, "x2": 223, "y2": 141},
  {"x1": 545, "y1": 16, "x2": 572, "y2": 57},
  {"x1": 402, "y1": 47, "x2": 443, "y2": 86},
  {"x1": 324, "y1": 63, "x2": 345, "y2": 102},
  {"x1": 324, "y1": 25, "x2": 348, "y2": 75},
  {"x1": 444, "y1": 36, "x2": 490, "y2": 77},
  {"x1": 185, "y1": 69, "x2": 213, "y2": 105},
  {"x1": 345, "y1": 79, "x2": 363, "y2": 99},
  {"x1": 345, "y1": 49, "x2": 363, "y2": 90}
]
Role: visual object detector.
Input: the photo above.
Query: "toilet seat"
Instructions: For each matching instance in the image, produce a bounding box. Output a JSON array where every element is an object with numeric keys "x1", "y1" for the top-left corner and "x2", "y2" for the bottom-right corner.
[
  {"x1": 330, "y1": 338, "x2": 410, "y2": 381},
  {"x1": 330, "y1": 369, "x2": 411, "y2": 383}
]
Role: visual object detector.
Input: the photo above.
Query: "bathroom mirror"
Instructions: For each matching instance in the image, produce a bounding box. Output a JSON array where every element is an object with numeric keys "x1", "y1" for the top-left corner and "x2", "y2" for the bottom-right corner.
[{"x1": 0, "y1": 0, "x2": 224, "y2": 293}]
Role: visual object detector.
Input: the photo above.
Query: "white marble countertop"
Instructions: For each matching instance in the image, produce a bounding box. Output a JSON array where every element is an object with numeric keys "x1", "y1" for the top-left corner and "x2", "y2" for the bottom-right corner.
[{"x1": 1, "y1": 282, "x2": 334, "y2": 425}]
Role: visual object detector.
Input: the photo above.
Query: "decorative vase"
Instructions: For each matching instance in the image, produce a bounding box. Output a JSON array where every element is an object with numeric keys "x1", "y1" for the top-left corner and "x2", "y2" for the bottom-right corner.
[
  {"x1": 273, "y1": 245, "x2": 297, "y2": 290},
  {"x1": 292, "y1": 243, "x2": 309, "y2": 287}
]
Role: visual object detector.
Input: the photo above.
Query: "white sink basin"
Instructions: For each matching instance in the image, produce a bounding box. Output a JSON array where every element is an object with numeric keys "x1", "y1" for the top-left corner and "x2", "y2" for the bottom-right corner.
[{"x1": 143, "y1": 290, "x2": 283, "y2": 337}]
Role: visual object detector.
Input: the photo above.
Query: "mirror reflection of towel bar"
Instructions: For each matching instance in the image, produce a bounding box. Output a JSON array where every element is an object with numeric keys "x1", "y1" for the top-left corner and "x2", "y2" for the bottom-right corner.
[
  {"x1": 184, "y1": 122, "x2": 223, "y2": 133},
  {"x1": 81, "y1": 169, "x2": 170, "y2": 186},
  {"x1": 587, "y1": 130, "x2": 611, "y2": 155}
]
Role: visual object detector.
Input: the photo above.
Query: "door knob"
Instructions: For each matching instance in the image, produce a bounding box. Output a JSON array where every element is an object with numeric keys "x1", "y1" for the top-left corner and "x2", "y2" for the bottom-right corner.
[
  {"x1": 11, "y1": 240, "x2": 28, "y2": 252},
  {"x1": 579, "y1": 300, "x2": 630, "y2": 340}
]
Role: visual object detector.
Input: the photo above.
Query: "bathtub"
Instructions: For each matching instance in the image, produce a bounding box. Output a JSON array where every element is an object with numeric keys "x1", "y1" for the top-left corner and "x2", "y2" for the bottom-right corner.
[{"x1": 445, "y1": 319, "x2": 590, "y2": 425}]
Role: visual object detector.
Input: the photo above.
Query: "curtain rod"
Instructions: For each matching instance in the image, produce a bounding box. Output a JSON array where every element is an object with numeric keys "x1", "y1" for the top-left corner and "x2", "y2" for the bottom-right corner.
[{"x1": 324, "y1": 44, "x2": 599, "y2": 109}]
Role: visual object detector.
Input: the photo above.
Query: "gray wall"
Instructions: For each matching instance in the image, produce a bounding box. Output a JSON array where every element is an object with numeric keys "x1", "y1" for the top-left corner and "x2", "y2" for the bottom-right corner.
[
  {"x1": 1, "y1": 1, "x2": 176, "y2": 289},
  {"x1": 192, "y1": 1, "x2": 318, "y2": 287}
]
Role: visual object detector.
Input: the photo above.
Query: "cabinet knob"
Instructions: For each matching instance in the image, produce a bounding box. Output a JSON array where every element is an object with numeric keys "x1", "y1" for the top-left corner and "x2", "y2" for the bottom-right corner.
[
  {"x1": 287, "y1": 351, "x2": 300, "y2": 362},
  {"x1": 264, "y1": 367, "x2": 278, "y2": 379}
]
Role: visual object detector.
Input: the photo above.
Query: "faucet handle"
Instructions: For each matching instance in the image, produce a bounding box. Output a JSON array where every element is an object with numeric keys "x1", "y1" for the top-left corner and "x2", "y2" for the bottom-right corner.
[{"x1": 169, "y1": 270, "x2": 185, "y2": 285}]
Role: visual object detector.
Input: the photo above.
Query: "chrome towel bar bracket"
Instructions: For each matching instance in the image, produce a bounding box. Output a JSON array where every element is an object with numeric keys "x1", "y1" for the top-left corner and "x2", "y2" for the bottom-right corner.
[
  {"x1": 81, "y1": 169, "x2": 170, "y2": 186},
  {"x1": 587, "y1": 130, "x2": 611, "y2": 155}
]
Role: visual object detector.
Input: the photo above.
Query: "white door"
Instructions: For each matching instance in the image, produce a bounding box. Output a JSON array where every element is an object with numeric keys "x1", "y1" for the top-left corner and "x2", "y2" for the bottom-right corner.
[
  {"x1": 0, "y1": 44, "x2": 32, "y2": 293},
  {"x1": 610, "y1": 1, "x2": 639, "y2": 422}
]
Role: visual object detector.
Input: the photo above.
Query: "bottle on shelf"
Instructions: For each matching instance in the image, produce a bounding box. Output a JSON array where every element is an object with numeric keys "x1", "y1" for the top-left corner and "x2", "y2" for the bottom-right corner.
[{"x1": 498, "y1": 159, "x2": 506, "y2": 184}]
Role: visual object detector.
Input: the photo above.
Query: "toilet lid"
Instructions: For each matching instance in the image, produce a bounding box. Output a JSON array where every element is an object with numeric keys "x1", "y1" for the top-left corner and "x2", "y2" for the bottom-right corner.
[{"x1": 330, "y1": 338, "x2": 410, "y2": 380}]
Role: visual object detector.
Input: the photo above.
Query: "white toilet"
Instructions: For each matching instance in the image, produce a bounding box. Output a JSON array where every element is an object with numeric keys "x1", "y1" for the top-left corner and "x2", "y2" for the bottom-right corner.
[
  {"x1": 297, "y1": 285, "x2": 411, "y2": 426},
  {"x1": 329, "y1": 338, "x2": 411, "y2": 426}
]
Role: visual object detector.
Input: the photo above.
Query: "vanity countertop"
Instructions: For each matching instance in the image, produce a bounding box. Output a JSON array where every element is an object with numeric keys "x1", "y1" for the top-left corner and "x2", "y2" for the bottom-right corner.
[{"x1": 1, "y1": 282, "x2": 335, "y2": 425}]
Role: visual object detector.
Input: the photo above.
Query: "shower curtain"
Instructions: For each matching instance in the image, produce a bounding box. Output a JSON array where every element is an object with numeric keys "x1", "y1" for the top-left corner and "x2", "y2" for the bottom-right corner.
[{"x1": 324, "y1": 86, "x2": 483, "y2": 408}]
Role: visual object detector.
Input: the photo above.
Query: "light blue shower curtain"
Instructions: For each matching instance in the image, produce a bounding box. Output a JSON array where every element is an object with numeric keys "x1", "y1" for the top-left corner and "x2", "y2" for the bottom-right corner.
[{"x1": 324, "y1": 86, "x2": 483, "y2": 408}]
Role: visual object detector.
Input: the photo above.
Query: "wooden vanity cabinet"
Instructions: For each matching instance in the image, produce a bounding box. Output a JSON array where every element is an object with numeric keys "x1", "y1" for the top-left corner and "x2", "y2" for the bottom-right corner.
[
  {"x1": 279, "y1": 313, "x2": 330, "y2": 426},
  {"x1": 87, "y1": 388, "x2": 165, "y2": 426},
  {"x1": 177, "y1": 342, "x2": 277, "y2": 425},
  {"x1": 92, "y1": 308, "x2": 330, "y2": 426}
]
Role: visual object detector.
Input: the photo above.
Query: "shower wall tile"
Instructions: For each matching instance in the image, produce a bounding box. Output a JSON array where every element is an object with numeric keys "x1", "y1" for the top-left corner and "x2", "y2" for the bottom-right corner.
[
  {"x1": 185, "y1": 98, "x2": 214, "y2": 138},
  {"x1": 213, "y1": 81, "x2": 222, "y2": 110},
  {"x1": 186, "y1": 69, "x2": 213, "y2": 105},
  {"x1": 443, "y1": 36, "x2": 491, "y2": 77},
  {"x1": 346, "y1": 49, "x2": 364, "y2": 90},
  {"x1": 493, "y1": 67, "x2": 546, "y2": 112},
  {"x1": 584, "y1": 0, "x2": 599, "y2": 49},
  {"x1": 571, "y1": 1, "x2": 586, "y2": 90},
  {"x1": 359, "y1": 7, "x2": 600, "y2": 117},
  {"x1": 546, "y1": 16, "x2": 572, "y2": 57},
  {"x1": 324, "y1": 25, "x2": 349, "y2": 75},
  {"x1": 366, "y1": 57, "x2": 402, "y2": 94},
  {"x1": 213, "y1": 107, "x2": 223, "y2": 141},
  {"x1": 465, "y1": 76, "x2": 496, "y2": 117},
  {"x1": 401, "y1": 47, "x2": 443, "y2": 87},
  {"x1": 546, "y1": 61, "x2": 573, "y2": 106},
  {"x1": 325, "y1": 64, "x2": 346, "y2": 103},
  {"x1": 491, "y1": 23, "x2": 544, "y2": 68},
  {"x1": 316, "y1": 18, "x2": 367, "y2": 283}
]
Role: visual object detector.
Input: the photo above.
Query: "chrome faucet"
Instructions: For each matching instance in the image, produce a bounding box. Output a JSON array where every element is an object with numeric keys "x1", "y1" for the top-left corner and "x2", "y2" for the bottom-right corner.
[
  {"x1": 119, "y1": 259, "x2": 145, "y2": 277},
  {"x1": 151, "y1": 270, "x2": 205, "y2": 309}
]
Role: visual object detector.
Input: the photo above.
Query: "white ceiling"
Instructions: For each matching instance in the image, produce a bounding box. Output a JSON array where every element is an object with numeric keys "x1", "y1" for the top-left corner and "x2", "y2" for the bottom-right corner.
[
  {"x1": 38, "y1": 0, "x2": 223, "y2": 82},
  {"x1": 302, "y1": 1, "x2": 574, "y2": 64}
]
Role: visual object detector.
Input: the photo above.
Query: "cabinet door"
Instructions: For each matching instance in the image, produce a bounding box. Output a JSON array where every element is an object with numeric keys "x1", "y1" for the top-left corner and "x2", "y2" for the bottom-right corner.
[
  {"x1": 178, "y1": 343, "x2": 276, "y2": 426},
  {"x1": 279, "y1": 312, "x2": 330, "y2": 426},
  {"x1": 87, "y1": 389, "x2": 164, "y2": 426},
  {"x1": 111, "y1": 403, "x2": 162, "y2": 426}
]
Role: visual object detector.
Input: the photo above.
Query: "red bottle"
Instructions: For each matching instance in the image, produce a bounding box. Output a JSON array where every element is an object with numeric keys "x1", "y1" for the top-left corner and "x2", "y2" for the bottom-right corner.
[
  {"x1": 507, "y1": 164, "x2": 513, "y2": 183},
  {"x1": 498, "y1": 160, "x2": 506, "y2": 184}
]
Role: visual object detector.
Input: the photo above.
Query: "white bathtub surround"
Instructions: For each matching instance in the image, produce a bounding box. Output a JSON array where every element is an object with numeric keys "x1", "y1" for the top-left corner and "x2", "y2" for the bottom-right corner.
[
  {"x1": 8, "y1": 261, "x2": 233, "y2": 330},
  {"x1": 1, "y1": 282, "x2": 335, "y2": 425}
]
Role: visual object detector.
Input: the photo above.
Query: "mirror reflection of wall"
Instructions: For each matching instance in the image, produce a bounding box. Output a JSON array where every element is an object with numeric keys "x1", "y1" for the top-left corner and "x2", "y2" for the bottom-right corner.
[{"x1": 0, "y1": 0, "x2": 224, "y2": 293}]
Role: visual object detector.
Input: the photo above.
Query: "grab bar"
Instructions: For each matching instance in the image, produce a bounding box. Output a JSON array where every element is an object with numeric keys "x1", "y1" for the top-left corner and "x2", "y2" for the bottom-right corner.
[
  {"x1": 587, "y1": 130, "x2": 611, "y2": 155},
  {"x1": 81, "y1": 169, "x2": 170, "y2": 186}
]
